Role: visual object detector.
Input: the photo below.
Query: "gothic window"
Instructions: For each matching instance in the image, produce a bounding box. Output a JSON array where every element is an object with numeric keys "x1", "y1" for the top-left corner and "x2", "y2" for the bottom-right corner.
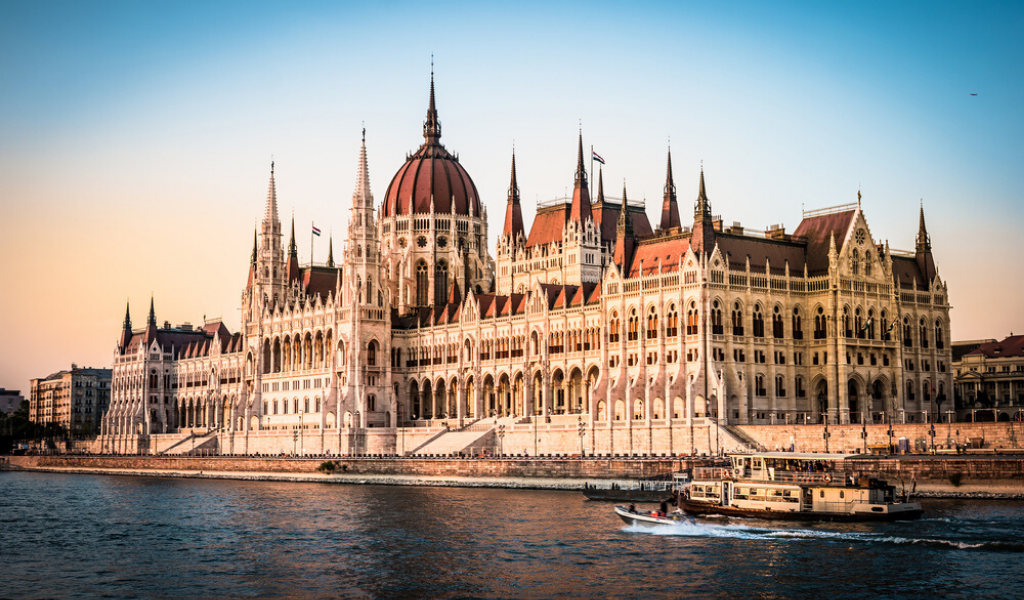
[
  {"x1": 437, "y1": 236, "x2": 447, "y2": 248},
  {"x1": 356, "y1": 245, "x2": 362, "y2": 258},
  {"x1": 628, "y1": 310, "x2": 639, "y2": 341},
  {"x1": 367, "y1": 340, "x2": 378, "y2": 367},
  {"x1": 417, "y1": 236, "x2": 427, "y2": 248},
  {"x1": 686, "y1": 303, "x2": 698, "y2": 336},
  {"x1": 732, "y1": 302, "x2": 744, "y2": 336},
  {"x1": 903, "y1": 318, "x2": 913, "y2": 347},
  {"x1": 366, "y1": 276, "x2": 373, "y2": 304},
  {"x1": 666, "y1": 305, "x2": 679, "y2": 337},
  {"x1": 851, "y1": 249, "x2": 859, "y2": 275},
  {"x1": 752, "y1": 306, "x2": 765, "y2": 338},
  {"x1": 867, "y1": 309, "x2": 876, "y2": 340},
  {"x1": 368, "y1": 395, "x2": 376, "y2": 412},
  {"x1": 935, "y1": 320, "x2": 945, "y2": 349},
  {"x1": 609, "y1": 311, "x2": 620, "y2": 343},
  {"x1": 865, "y1": 254, "x2": 872, "y2": 276},
  {"x1": 855, "y1": 308, "x2": 864, "y2": 339},
  {"x1": 755, "y1": 375, "x2": 767, "y2": 397},
  {"x1": 435, "y1": 261, "x2": 448, "y2": 305},
  {"x1": 842, "y1": 307, "x2": 852, "y2": 338},
  {"x1": 399, "y1": 237, "x2": 407, "y2": 248},
  {"x1": 919, "y1": 319, "x2": 929, "y2": 349},
  {"x1": 792, "y1": 308, "x2": 803, "y2": 340},
  {"x1": 795, "y1": 376, "x2": 806, "y2": 398},
  {"x1": 775, "y1": 375, "x2": 786, "y2": 397},
  {"x1": 416, "y1": 261, "x2": 429, "y2": 306},
  {"x1": 881, "y1": 310, "x2": 890, "y2": 341},
  {"x1": 711, "y1": 301, "x2": 723, "y2": 335},
  {"x1": 772, "y1": 306, "x2": 784, "y2": 339},
  {"x1": 814, "y1": 307, "x2": 826, "y2": 339},
  {"x1": 647, "y1": 308, "x2": 659, "y2": 339}
]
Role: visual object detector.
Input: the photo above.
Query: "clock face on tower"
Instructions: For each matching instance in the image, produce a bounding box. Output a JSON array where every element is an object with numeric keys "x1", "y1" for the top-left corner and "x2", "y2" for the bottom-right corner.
[{"x1": 855, "y1": 228, "x2": 866, "y2": 245}]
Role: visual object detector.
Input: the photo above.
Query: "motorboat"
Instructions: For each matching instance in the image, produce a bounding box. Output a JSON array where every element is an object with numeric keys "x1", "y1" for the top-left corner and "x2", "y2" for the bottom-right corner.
[
  {"x1": 679, "y1": 452, "x2": 923, "y2": 522},
  {"x1": 614, "y1": 504, "x2": 695, "y2": 527}
]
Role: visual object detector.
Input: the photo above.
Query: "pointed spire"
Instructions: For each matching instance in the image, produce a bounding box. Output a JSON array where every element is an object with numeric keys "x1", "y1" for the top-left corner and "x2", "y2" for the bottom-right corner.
[
  {"x1": 250, "y1": 228, "x2": 258, "y2": 265},
  {"x1": 660, "y1": 147, "x2": 680, "y2": 230},
  {"x1": 423, "y1": 66, "x2": 441, "y2": 144},
  {"x1": 123, "y1": 300, "x2": 132, "y2": 331},
  {"x1": 568, "y1": 131, "x2": 594, "y2": 225},
  {"x1": 118, "y1": 299, "x2": 133, "y2": 350},
  {"x1": 617, "y1": 181, "x2": 633, "y2": 235},
  {"x1": 447, "y1": 279, "x2": 462, "y2": 305},
  {"x1": 915, "y1": 202, "x2": 931, "y2": 253},
  {"x1": 502, "y1": 151, "x2": 525, "y2": 240},
  {"x1": 147, "y1": 295, "x2": 156, "y2": 328},
  {"x1": 596, "y1": 166, "x2": 605, "y2": 203},
  {"x1": 327, "y1": 235, "x2": 335, "y2": 267},
  {"x1": 353, "y1": 128, "x2": 374, "y2": 210},
  {"x1": 288, "y1": 215, "x2": 297, "y2": 258},
  {"x1": 694, "y1": 163, "x2": 711, "y2": 220},
  {"x1": 264, "y1": 161, "x2": 279, "y2": 225}
]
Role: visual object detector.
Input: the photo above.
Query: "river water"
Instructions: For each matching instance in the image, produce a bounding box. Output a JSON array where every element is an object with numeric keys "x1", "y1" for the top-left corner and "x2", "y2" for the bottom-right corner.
[{"x1": 1, "y1": 471, "x2": 1022, "y2": 599}]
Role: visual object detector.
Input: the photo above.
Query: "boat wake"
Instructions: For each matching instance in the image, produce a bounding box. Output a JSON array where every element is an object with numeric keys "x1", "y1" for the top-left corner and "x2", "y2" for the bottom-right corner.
[{"x1": 621, "y1": 521, "x2": 1024, "y2": 552}]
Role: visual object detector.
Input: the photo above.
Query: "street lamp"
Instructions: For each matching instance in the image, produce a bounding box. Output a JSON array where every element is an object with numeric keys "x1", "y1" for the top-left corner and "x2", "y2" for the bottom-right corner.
[
  {"x1": 577, "y1": 416, "x2": 585, "y2": 457},
  {"x1": 497, "y1": 424, "x2": 505, "y2": 457}
]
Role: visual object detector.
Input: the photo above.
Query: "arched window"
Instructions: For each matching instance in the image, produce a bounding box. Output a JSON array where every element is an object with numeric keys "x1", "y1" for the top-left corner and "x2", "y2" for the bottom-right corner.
[
  {"x1": 864, "y1": 253, "x2": 872, "y2": 276},
  {"x1": 686, "y1": 304, "x2": 698, "y2": 336},
  {"x1": 368, "y1": 395, "x2": 376, "y2": 412},
  {"x1": 647, "y1": 308, "x2": 659, "y2": 339},
  {"x1": 732, "y1": 302, "x2": 744, "y2": 336},
  {"x1": 710, "y1": 301, "x2": 723, "y2": 335},
  {"x1": 772, "y1": 306, "x2": 784, "y2": 339},
  {"x1": 752, "y1": 306, "x2": 765, "y2": 338},
  {"x1": 842, "y1": 307, "x2": 851, "y2": 338},
  {"x1": 919, "y1": 318, "x2": 929, "y2": 349},
  {"x1": 881, "y1": 311, "x2": 890, "y2": 341},
  {"x1": 814, "y1": 307, "x2": 826, "y2": 339},
  {"x1": 610, "y1": 312, "x2": 620, "y2": 343},
  {"x1": 867, "y1": 309, "x2": 876, "y2": 340},
  {"x1": 775, "y1": 375, "x2": 786, "y2": 397},
  {"x1": 666, "y1": 305, "x2": 679, "y2": 337},
  {"x1": 416, "y1": 261, "x2": 429, "y2": 306},
  {"x1": 851, "y1": 249, "x2": 859, "y2": 275},
  {"x1": 855, "y1": 308, "x2": 864, "y2": 339},
  {"x1": 755, "y1": 375, "x2": 767, "y2": 397},
  {"x1": 367, "y1": 340, "x2": 378, "y2": 366},
  {"x1": 792, "y1": 308, "x2": 803, "y2": 340},
  {"x1": 435, "y1": 260, "x2": 449, "y2": 305},
  {"x1": 366, "y1": 276, "x2": 373, "y2": 304},
  {"x1": 935, "y1": 320, "x2": 944, "y2": 349},
  {"x1": 628, "y1": 310, "x2": 639, "y2": 341},
  {"x1": 903, "y1": 318, "x2": 913, "y2": 348}
]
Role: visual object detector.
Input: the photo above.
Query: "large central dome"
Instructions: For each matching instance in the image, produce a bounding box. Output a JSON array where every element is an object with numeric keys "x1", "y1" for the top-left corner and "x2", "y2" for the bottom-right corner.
[{"x1": 381, "y1": 78, "x2": 482, "y2": 217}]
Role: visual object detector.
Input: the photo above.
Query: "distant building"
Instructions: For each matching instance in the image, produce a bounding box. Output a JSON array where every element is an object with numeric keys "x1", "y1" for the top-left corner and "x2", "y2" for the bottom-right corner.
[
  {"x1": 953, "y1": 335, "x2": 1024, "y2": 421},
  {"x1": 29, "y1": 365, "x2": 112, "y2": 435},
  {"x1": 0, "y1": 388, "x2": 24, "y2": 415}
]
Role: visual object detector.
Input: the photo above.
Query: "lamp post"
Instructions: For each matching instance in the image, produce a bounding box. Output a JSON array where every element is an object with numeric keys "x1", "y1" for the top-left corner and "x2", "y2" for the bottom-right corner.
[{"x1": 497, "y1": 424, "x2": 505, "y2": 457}]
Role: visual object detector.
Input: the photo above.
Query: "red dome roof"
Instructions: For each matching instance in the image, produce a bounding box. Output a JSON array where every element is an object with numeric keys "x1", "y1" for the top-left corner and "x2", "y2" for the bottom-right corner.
[{"x1": 381, "y1": 78, "x2": 481, "y2": 217}]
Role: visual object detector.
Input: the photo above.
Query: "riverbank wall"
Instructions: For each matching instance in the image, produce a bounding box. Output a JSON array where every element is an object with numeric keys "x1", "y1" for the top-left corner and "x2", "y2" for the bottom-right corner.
[{"x1": 7, "y1": 455, "x2": 1024, "y2": 498}]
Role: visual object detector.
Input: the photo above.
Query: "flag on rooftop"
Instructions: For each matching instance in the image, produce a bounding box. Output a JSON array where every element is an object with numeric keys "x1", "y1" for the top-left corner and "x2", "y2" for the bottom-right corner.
[
  {"x1": 312, "y1": 224, "x2": 321, "y2": 237},
  {"x1": 592, "y1": 150, "x2": 605, "y2": 164}
]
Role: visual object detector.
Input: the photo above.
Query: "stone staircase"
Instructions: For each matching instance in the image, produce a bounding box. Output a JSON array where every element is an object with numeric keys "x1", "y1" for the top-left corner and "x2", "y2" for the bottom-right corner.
[
  {"x1": 719, "y1": 421, "x2": 766, "y2": 452},
  {"x1": 409, "y1": 417, "x2": 516, "y2": 456},
  {"x1": 162, "y1": 430, "x2": 220, "y2": 455}
]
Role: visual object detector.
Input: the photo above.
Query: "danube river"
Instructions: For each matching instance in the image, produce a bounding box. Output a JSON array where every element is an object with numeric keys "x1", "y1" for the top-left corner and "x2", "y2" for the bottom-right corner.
[{"x1": 2, "y1": 471, "x2": 1022, "y2": 599}]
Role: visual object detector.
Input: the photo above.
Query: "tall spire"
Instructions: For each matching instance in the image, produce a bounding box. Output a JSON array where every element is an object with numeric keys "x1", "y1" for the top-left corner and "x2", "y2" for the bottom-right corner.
[
  {"x1": 250, "y1": 228, "x2": 258, "y2": 265},
  {"x1": 502, "y1": 151, "x2": 524, "y2": 240},
  {"x1": 264, "y1": 161, "x2": 279, "y2": 225},
  {"x1": 327, "y1": 235, "x2": 335, "y2": 267},
  {"x1": 147, "y1": 295, "x2": 156, "y2": 327},
  {"x1": 618, "y1": 181, "x2": 633, "y2": 234},
  {"x1": 352, "y1": 128, "x2": 374, "y2": 210},
  {"x1": 694, "y1": 163, "x2": 711, "y2": 220},
  {"x1": 915, "y1": 202, "x2": 931, "y2": 253},
  {"x1": 568, "y1": 131, "x2": 594, "y2": 225},
  {"x1": 596, "y1": 165, "x2": 605, "y2": 203},
  {"x1": 423, "y1": 65, "x2": 441, "y2": 144},
  {"x1": 660, "y1": 147, "x2": 681, "y2": 230},
  {"x1": 613, "y1": 180, "x2": 635, "y2": 270},
  {"x1": 288, "y1": 215, "x2": 297, "y2": 258},
  {"x1": 123, "y1": 300, "x2": 132, "y2": 331}
]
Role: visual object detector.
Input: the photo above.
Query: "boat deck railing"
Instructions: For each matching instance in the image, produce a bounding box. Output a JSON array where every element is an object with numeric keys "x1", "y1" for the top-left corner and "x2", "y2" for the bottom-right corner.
[{"x1": 695, "y1": 466, "x2": 844, "y2": 486}]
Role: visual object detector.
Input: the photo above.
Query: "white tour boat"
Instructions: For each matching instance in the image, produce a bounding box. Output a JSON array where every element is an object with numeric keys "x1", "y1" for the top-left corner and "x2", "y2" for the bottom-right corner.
[{"x1": 679, "y1": 452, "x2": 923, "y2": 522}]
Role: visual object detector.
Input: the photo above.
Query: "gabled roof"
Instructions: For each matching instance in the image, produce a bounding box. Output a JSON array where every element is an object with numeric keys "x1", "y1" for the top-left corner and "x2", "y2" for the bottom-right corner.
[
  {"x1": 592, "y1": 200, "x2": 653, "y2": 245},
  {"x1": 716, "y1": 234, "x2": 806, "y2": 275},
  {"x1": 526, "y1": 205, "x2": 568, "y2": 247},
  {"x1": 302, "y1": 266, "x2": 339, "y2": 300},
  {"x1": 792, "y1": 209, "x2": 855, "y2": 274},
  {"x1": 891, "y1": 256, "x2": 927, "y2": 290},
  {"x1": 627, "y1": 236, "x2": 691, "y2": 278}
]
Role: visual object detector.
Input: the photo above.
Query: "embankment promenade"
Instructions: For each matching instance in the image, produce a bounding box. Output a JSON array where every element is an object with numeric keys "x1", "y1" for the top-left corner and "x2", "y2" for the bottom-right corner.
[{"x1": 6, "y1": 454, "x2": 1024, "y2": 498}]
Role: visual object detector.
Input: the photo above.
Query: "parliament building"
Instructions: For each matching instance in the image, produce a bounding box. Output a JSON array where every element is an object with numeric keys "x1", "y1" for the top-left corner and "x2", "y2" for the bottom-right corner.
[{"x1": 100, "y1": 78, "x2": 954, "y2": 456}]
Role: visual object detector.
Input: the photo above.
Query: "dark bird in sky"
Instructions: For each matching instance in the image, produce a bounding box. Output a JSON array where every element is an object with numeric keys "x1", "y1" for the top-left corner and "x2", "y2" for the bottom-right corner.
[{"x1": 970, "y1": 93, "x2": 978, "y2": 96}]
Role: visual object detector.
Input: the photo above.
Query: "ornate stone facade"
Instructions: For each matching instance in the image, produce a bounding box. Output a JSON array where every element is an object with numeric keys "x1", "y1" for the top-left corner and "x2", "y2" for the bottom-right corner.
[{"x1": 99, "y1": 79, "x2": 954, "y2": 456}]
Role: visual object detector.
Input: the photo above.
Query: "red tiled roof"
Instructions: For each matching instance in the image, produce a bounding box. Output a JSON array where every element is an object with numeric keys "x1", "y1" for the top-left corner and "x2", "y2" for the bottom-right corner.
[
  {"x1": 382, "y1": 150, "x2": 481, "y2": 217},
  {"x1": 792, "y1": 210, "x2": 855, "y2": 274},
  {"x1": 627, "y1": 237, "x2": 691, "y2": 277},
  {"x1": 526, "y1": 206, "x2": 567, "y2": 247},
  {"x1": 592, "y1": 201, "x2": 653, "y2": 244},
  {"x1": 968, "y1": 335, "x2": 1024, "y2": 358},
  {"x1": 891, "y1": 256, "x2": 927, "y2": 290}
]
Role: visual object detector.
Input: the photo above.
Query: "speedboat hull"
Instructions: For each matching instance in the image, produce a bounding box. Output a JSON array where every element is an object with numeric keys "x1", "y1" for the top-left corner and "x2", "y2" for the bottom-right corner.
[{"x1": 614, "y1": 505, "x2": 694, "y2": 526}]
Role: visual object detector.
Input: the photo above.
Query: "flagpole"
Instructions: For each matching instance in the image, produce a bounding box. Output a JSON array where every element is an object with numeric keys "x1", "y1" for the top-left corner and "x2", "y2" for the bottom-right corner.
[
  {"x1": 590, "y1": 145, "x2": 594, "y2": 195},
  {"x1": 310, "y1": 221, "x2": 314, "y2": 267}
]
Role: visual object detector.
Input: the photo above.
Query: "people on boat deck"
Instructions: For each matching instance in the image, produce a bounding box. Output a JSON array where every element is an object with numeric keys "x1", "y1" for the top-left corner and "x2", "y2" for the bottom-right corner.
[{"x1": 628, "y1": 504, "x2": 637, "y2": 514}]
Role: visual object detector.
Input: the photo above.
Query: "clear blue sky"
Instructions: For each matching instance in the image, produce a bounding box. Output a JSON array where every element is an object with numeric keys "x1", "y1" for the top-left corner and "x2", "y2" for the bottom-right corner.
[{"x1": 1, "y1": 0, "x2": 1022, "y2": 390}]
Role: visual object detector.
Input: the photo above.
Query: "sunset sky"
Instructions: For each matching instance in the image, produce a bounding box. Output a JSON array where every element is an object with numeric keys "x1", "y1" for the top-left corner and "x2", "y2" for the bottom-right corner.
[{"x1": 1, "y1": 1, "x2": 1021, "y2": 391}]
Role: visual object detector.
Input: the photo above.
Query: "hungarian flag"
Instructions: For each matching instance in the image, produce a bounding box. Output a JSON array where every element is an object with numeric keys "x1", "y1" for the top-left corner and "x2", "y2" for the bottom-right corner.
[
  {"x1": 592, "y1": 150, "x2": 605, "y2": 164},
  {"x1": 860, "y1": 317, "x2": 873, "y2": 332},
  {"x1": 886, "y1": 319, "x2": 897, "y2": 333},
  {"x1": 312, "y1": 224, "x2": 321, "y2": 237}
]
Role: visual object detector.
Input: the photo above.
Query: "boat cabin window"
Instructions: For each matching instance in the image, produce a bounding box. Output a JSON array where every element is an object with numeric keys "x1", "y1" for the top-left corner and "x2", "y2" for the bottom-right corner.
[
  {"x1": 839, "y1": 491, "x2": 844, "y2": 499},
  {"x1": 820, "y1": 490, "x2": 825, "y2": 498}
]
